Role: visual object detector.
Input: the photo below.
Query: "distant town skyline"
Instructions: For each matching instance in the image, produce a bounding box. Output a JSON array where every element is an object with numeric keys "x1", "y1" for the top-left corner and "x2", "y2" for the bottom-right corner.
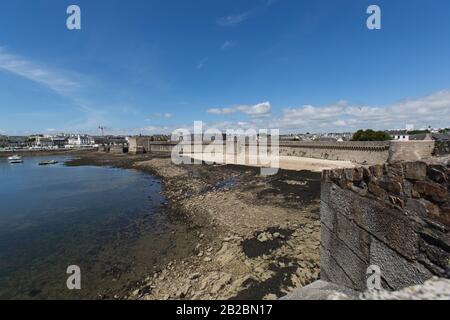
[{"x1": 1, "y1": 0, "x2": 450, "y2": 135}]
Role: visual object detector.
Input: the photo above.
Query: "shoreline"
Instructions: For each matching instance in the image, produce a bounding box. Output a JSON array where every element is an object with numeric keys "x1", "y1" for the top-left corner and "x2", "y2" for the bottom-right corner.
[
  {"x1": 65, "y1": 151, "x2": 323, "y2": 300},
  {"x1": 0, "y1": 149, "x2": 93, "y2": 158}
]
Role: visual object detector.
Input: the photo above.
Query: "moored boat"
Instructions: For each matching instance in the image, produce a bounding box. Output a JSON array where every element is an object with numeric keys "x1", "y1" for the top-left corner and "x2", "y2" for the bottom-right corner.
[
  {"x1": 8, "y1": 155, "x2": 23, "y2": 163},
  {"x1": 39, "y1": 160, "x2": 59, "y2": 166}
]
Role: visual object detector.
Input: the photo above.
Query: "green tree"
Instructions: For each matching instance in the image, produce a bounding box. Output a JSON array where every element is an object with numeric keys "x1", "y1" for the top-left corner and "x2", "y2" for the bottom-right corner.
[{"x1": 352, "y1": 129, "x2": 391, "y2": 141}]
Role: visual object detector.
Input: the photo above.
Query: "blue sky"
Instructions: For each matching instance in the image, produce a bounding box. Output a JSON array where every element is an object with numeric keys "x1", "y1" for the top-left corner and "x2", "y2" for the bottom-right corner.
[{"x1": 1, "y1": 0, "x2": 450, "y2": 135}]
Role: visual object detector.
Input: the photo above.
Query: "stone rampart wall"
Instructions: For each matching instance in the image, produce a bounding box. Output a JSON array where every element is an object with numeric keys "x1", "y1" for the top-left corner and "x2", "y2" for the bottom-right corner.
[{"x1": 320, "y1": 161, "x2": 450, "y2": 291}]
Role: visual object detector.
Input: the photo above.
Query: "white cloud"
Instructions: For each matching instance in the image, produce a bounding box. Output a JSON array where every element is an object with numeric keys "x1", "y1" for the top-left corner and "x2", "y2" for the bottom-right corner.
[
  {"x1": 65, "y1": 104, "x2": 110, "y2": 133},
  {"x1": 280, "y1": 90, "x2": 450, "y2": 131},
  {"x1": 196, "y1": 57, "x2": 208, "y2": 70},
  {"x1": 221, "y1": 41, "x2": 237, "y2": 50},
  {"x1": 207, "y1": 107, "x2": 236, "y2": 115},
  {"x1": 0, "y1": 47, "x2": 80, "y2": 94},
  {"x1": 217, "y1": 13, "x2": 249, "y2": 27},
  {"x1": 217, "y1": 0, "x2": 276, "y2": 27},
  {"x1": 97, "y1": 89, "x2": 450, "y2": 136},
  {"x1": 148, "y1": 112, "x2": 173, "y2": 120},
  {"x1": 237, "y1": 102, "x2": 272, "y2": 116},
  {"x1": 204, "y1": 90, "x2": 450, "y2": 133},
  {"x1": 207, "y1": 102, "x2": 272, "y2": 117}
]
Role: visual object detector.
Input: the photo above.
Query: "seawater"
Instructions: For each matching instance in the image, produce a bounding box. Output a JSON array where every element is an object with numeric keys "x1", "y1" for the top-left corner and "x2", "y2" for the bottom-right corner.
[{"x1": 0, "y1": 155, "x2": 183, "y2": 299}]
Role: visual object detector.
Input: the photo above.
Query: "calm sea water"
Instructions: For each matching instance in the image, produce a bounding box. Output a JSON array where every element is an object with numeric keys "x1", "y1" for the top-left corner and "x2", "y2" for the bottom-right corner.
[{"x1": 0, "y1": 155, "x2": 186, "y2": 299}]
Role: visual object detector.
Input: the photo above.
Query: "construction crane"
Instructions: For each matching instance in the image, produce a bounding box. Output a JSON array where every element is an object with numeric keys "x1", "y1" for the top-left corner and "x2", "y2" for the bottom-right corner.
[{"x1": 98, "y1": 126, "x2": 106, "y2": 136}]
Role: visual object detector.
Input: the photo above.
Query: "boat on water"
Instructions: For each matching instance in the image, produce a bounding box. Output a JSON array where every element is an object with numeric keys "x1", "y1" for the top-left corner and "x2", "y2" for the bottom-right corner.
[
  {"x1": 8, "y1": 155, "x2": 23, "y2": 163},
  {"x1": 39, "y1": 160, "x2": 59, "y2": 166}
]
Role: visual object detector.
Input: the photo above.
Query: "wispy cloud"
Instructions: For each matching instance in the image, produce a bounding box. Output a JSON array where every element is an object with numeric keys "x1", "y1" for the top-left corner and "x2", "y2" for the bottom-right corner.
[
  {"x1": 207, "y1": 102, "x2": 272, "y2": 117},
  {"x1": 65, "y1": 104, "x2": 110, "y2": 133},
  {"x1": 0, "y1": 45, "x2": 113, "y2": 134},
  {"x1": 217, "y1": 0, "x2": 276, "y2": 27},
  {"x1": 148, "y1": 112, "x2": 173, "y2": 120},
  {"x1": 196, "y1": 57, "x2": 208, "y2": 70},
  {"x1": 217, "y1": 12, "x2": 250, "y2": 27},
  {"x1": 0, "y1": 46, "x2": 80, "y2": 95},
  {"x1": 221, "y1": 41, "x2": 237, "y2": 50}
]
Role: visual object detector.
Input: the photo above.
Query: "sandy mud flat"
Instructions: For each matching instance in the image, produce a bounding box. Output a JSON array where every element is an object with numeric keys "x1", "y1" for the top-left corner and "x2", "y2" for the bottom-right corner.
[{"x1": 66, "y1": 152, "x2": 324, "y2": 300}]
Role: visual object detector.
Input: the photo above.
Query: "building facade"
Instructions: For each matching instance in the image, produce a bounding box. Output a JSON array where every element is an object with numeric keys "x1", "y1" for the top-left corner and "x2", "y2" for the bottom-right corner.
[{"x1": 68, "y1": 135, "x2": 94, "y2": 146}]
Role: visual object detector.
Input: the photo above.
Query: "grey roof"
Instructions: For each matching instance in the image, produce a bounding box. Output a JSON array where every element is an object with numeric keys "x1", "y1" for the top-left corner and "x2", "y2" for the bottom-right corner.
[{"x1": 432, "y1": 133, "x2": 450, "y2": 141}]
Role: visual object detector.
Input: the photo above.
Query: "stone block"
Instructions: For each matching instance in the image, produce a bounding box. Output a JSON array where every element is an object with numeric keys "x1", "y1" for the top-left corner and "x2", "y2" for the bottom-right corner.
[
  {"x1": 427, "y1": 166, "x2": 448, "y2": 184},
  {"x1": 320, "y1": 201, "x2": 336, "y2": 230},
  {"x1": 418, "y1": 239, "x2": 449, "y2": 275},
  {"x1": 327, "y1": 184, "x2": 421, "y2": 260},
  {"x1": 377, "y1": 176, "x2": 403, "y2": 196},
  {"x1": 333, "y1": 214, "x2": 371, "y2": 262},
  {"x1": 370, "y1": 237, "x2": 433, "y2": 290},
  {"x1": 320, "y1": 181, "x2": 332, "y2": 206},
  {"x1": 403, "y1": 162, "x2": 427, "y2": 181},
  {"x1": 423, "y1": 202, "x2": 450, "y2": 227},
  {"x1": 387, "y1": 162, "x2": 404, "y2": 178},
  {"x1": 368, "y1": 181, "x2": 388, "y2": 200},
  {"x1": 414, "y1": 180, "x2": 448, "y2": 203},
  {"x1": 370, "y1": 165, "x2": 383, "y2": 177},
  {"x1": 321, "y1": 224, "x2": 368, "y2": 290},
  {"x1": 320, "y1": 246, "x2": 357, "y2": 290},
  {"x1": 328, "y1": 184, "x2": 355, "y2": 218},
  {"x1": 351, "y1": 167, "x2": 364, "y2": 182}
]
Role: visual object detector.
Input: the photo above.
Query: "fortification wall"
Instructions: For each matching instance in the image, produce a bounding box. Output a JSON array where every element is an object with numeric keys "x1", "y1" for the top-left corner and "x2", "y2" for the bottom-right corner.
[
  {"x1": 128, "y1": 138, "x2": 177, "y2": 154},
  {"x1": 434, "y1": 141, "x2": 450, "y2": 156},
  {"x1": 279, "y1": 141, "x2": 390, "y2": 165},
  {"x1": 128, "y1": 138, "x2": 435, "y2": 166},
  {"x1": 320, "y1": 161, "x2": 450, "y2": 291},
  {"x1": 389, "y1": 140, "x2": 435, "y2": 163}
]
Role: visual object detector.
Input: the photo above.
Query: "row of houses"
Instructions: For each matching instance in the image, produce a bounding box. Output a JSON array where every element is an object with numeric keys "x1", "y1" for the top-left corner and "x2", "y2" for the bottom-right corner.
[
  {"x1": 34, "y1": 135, "x2": 95, "y2": 148},
  {"x1": 0, "y1": 134, "x2": 99, "y2": 149},
  {"x1": 281, "y1": 130, "x2": 450, "y2": 143},
  {"x1": 388, "y1": 131, "x2": 450, "y2": 142}
]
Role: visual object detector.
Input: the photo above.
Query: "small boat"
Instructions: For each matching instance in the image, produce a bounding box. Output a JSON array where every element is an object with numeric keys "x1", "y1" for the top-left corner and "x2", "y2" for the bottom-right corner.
[
  {"x1": 8, "y1": 155, "x2": 23, "y2": 163},
  {"x1": 39, "y1": 160, "x2": 59, "y2": 166}
]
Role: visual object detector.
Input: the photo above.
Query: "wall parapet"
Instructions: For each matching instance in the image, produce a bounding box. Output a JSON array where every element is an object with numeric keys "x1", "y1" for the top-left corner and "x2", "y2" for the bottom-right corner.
[
  {"x1": 281, "y1": 141, "x2": 390, "y2": 149},
  {"x1": 128, "y1": 138, "x2": 435, "y2": 166},
  {"x1": 389, "y1": 140, "x2": 435, "y2": 163},
  {"x1": 320, "y1": 161, "x2": 450, "y2": 291}
]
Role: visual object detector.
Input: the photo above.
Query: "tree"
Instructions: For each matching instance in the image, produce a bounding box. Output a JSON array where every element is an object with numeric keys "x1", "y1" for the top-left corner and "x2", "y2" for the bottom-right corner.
[
  {"x1": 408, "y1": 130, "x2": 430, "y2": 135},
  {"x1": 352, "y1": 129, "x2": 391, "y2": 141}
]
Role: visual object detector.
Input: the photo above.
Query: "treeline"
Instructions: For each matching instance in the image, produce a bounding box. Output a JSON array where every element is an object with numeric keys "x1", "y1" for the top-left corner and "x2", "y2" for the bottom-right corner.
[{"x1": 352, "y1": 129, "x2": 391, "y2": 141}]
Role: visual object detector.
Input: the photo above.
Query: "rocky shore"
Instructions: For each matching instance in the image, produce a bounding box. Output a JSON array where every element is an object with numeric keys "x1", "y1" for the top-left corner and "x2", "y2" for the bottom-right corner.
[{"x1": 66, "y1": 152, "x2": 322, "y2": 300}]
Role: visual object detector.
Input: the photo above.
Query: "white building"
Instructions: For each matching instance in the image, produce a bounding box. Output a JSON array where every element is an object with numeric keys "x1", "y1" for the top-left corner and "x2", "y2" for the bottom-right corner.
[
  {"x1": 51, "y1": 137, "x2": 67, "y2": 148},
  {"x1": 392, "y1": 134, "x2": 410, "y2": 141},
  {"x1": 35, "y1": 136, "x2": 54, "y2": 148},
  {"x1": 389, "y1": 130, "x2": 410, "y2": 141},
  {"x1": 67, "y1": 135, "x2": 94, "y2": 147}
]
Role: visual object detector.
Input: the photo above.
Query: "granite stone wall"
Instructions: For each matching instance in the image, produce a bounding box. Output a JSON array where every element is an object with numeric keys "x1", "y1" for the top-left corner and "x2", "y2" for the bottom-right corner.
[
  {"x1": 435, "y1": 140, "x2": 450, "y2": 156},
  {"x1": 128, "y1": 139, "x2": 435, "y2": 166},
  {"x1": 128, "y1": 138, "x2": 177, "y2": 154},
  {"x1": 388, "y1": 141, "x2": 435, "y2": 163},
  {"x1": 279, "y1": 141, "x2": 390, "y2": 165},
  {"x1": 320, "y1": 161, "x2": 450, "y2": 291}
]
